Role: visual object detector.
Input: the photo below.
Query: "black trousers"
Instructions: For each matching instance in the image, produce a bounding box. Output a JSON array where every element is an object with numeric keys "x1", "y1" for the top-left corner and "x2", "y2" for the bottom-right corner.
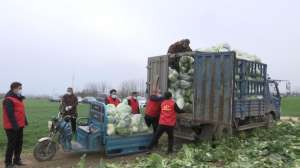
[
  {"x1": 5, "y1": 128, "x2": 23, "y2": 165},
  {"x1": 70, "y1": 117, "x2": 77, "y2": 133},
  {"x1": 148, "y1": 125, "x2": 174, "y2": 152},
  {"x1": 144, "y1": 115, "x2": 159, "y2": 133}
]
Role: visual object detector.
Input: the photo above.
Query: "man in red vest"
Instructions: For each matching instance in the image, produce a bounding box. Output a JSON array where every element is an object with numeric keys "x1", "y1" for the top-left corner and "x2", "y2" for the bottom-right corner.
[
  {"x1": 145, "y1": 89, "x2": 163, "y2": 133},
  {"x1": 148, "y1": 91, "x2": 184, "y2": 154},
  {"x1": 2, "y1": 82, "x2": 28, "y2": 168},
  {"x1": 105, "y1": 89, "x2": 121, "y2": 106},
  {"x1": 127, "y1": 91, "x2": 140, "y2": 114}
]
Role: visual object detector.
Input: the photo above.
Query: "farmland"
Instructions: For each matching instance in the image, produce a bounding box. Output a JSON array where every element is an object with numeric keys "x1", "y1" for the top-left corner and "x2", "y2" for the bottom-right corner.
[{"x1": 0, "y1": 97, "x2": 299, "y2": 167}]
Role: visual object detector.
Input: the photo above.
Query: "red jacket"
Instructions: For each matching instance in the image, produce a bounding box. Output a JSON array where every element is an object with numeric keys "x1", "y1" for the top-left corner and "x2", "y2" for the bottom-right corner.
[
  {"x1": 159, "y1": 99, "x2": 176, "y2": 126},
  {"x1": 128, "y1": 97, "x2": 139, "y2": 114},
  {"x1": 3, "y1": 96, "x2": 26, "y2": 129},
  {"x1": 106, "y1": 96, "x2": 120, "y2": 106},
  {"x1": 146, "y1": 98, "x2": 162, "y2": 117}
]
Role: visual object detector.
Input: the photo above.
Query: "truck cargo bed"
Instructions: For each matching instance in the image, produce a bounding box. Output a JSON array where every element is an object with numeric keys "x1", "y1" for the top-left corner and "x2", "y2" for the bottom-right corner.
[{"x1": 104, "y1": 133, "x2": 152, "y2": 157}]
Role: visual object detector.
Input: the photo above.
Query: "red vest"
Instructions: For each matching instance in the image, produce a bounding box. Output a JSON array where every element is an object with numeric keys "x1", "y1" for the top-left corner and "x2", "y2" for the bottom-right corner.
[
  {"x1": 146, "y1": 99, "x2": 161, "y2": 117},
  {"x1": 2, "y1": 96, "x2": 26, "y2": 129},
  {"x1": 129, "y1": 97, "x2": 139, "y2": 114},
  {"x1": 159, "y1": 99, "x2": 176, "y2": 126},
  {"x1": 107, "y1": 96, "x2": 120, "y2": 106}
]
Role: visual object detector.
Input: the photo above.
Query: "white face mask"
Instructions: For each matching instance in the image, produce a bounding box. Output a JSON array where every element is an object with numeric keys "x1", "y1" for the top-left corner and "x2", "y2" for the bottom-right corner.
[
  {"x1": 67, "y1": 92, "x2": 72, "y2": 95},
  {"x1": 133, "y1": 96, "x2": 137, "y2": 99},
  {"x1": 111, "y1": 95, "x2": 117, "y2": 99},
  {"x1": 17, "y1": 89, "x2": 22, "y2": 95}
]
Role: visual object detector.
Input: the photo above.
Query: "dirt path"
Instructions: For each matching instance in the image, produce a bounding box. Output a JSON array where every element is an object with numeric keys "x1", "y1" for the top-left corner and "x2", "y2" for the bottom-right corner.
[
  {"x1": 281, "y1": 116, "x2": 299, "y2": 121},
  {"x1": 0, "y1": 136, "x2": 188, "y2": 168}
]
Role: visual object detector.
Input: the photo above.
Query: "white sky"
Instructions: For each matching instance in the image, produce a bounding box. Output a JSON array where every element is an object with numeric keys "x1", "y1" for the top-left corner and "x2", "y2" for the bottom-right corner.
[{"x1": 0, "y1": 0, "x2": 299, "y2": 95}]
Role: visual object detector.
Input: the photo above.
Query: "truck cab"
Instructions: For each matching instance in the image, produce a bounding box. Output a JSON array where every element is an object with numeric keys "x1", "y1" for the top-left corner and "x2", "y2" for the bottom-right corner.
[{"x1": 266, "y1": 79, "x2": 281, "y2": 120}]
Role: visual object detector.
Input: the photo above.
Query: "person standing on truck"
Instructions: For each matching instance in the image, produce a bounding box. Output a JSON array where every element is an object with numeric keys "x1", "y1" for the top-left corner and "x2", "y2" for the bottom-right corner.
[
  {"x1": 105, "y1": 89, "x2": 121, "y2": 106},
  {"x1": 126, "y1": 91, "x2": 140, "y2": 114},
  {"x1": 167, "y1": 39, "x2": 192, "y2": 69},
  {"x1": 148, "y1": 91, "x2": 184, "y2": 154},
  {"x1": 2, "y1": 82, "x2": 28, "y2": 168},
  {"x1": 167, "y1": 39, "x2": 192, "y2": 54},
  {"x1": 145, "y1": 89, "x2": 163, "y2": 133},
  {"x1": 60, "y1": 87, "x2": 78, "y2": 133}
]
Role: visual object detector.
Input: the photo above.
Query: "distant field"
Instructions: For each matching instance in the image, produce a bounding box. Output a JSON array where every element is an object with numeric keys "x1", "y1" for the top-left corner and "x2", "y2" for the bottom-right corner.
[
  {"x1": 281, "y1": 96, "x2": 300, "y2": 116},
  {"x1": 0, "y1": 99, "x2": 89, "y2": 155},
  {"x1": 0, "y1": 96, "x2": 299, "y2": 155}
]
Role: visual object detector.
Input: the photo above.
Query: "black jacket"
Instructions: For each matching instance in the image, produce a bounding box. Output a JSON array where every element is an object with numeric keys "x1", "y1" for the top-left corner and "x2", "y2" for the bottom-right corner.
[{"x1": 2, "y1": 91, "x2": 27, "y2": 130}]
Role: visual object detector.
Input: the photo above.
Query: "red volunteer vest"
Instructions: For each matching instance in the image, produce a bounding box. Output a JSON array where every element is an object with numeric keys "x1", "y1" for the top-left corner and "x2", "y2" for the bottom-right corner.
[
  {"x1": 107, "y1": 96, "x2": 120, "y2": 106},
  {"x1": 146, "y1": 99, "x2": 161, "y2": 117},
  {"x1": 2, "y1": 96, "x2": 26, "y2": 129},
  {"x1": 159, "y1": 99, "x2": 176, "y2": 126},
  {"x1": 129, "y1": 97, "x2": 139, "y2": 114}
]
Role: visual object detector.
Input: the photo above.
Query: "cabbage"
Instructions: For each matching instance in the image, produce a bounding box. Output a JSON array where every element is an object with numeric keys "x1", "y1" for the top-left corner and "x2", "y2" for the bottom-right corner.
[
  {"x1": 187, "y1": 68, "x2": 194, "y2": 75},
  {"x1": 180, "y1": 80, "x2": 192, "y2": 89},
  {"x1": 179, "y1": 73, "x2": 193, "y2": 81},
  {"x1": 106, "y1": 104, "x2": 117, "y2": 113},
  {"x1": 115, "y1": 127, "x2": 131, "y2": 135},
  {"x1": 106, "y1": 104, "x2": 151, "y2": 136},
  {"x1": 176, "y1": 97, "x2": 185, "y2": 109},
  {"x1": 168, "y1": 67, "x2": 179, "y2": 82},
  {"x1": 170, "y1": 80, "x2": 180, "y2": 89},
  {"x1": 117, "y1": 103, "x2": 131, "y2": 114},
  {"x1": 107, "y1": 124, "x2": 115, "y2": 135},
  {"x1": 131, "y1": 114, "x2": 141, "y2": 127}
]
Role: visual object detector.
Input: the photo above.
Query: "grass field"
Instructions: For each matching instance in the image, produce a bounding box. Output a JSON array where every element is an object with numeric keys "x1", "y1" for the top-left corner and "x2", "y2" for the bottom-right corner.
[
  {"x1": 281, "y1": 96, "x2": 300, "y2": 116},
  {"x1": 0, "y1": 96, "x2": 299, "y2": 155}
]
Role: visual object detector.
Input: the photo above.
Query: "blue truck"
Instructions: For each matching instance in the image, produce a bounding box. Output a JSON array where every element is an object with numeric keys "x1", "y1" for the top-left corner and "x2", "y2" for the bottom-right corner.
[{"x1": 147, "y1": 51, "x2": 281, "y2": 140}]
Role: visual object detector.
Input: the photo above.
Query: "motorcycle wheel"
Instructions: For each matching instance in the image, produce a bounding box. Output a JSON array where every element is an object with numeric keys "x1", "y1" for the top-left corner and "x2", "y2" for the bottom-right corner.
[{"x1": 33, "y1": 140, "x2": 57, "y2": 161}]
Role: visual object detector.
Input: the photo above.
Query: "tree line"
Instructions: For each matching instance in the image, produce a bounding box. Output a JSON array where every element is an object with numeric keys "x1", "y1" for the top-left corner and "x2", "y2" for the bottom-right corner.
[{"x1": 76, "y1": 79, "x2": 147, "y2": 98}]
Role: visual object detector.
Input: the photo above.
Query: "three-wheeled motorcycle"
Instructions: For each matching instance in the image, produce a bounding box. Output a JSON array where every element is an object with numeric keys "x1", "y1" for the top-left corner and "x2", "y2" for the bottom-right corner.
[{"x1": 33, "y1": 102, "x2": 152, "y2": 161}]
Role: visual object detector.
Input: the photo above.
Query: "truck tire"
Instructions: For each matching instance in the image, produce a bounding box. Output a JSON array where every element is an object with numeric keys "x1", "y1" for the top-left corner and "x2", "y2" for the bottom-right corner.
[
  {"x1": 199, "y1": 124, "x2": 215, "y2": 141},
  {"x1": 213, "y1": 125, "x2": 233, "y2": 140},
  {"x1": 266, "y1": 113, "x2": 275, "y2": 128}
]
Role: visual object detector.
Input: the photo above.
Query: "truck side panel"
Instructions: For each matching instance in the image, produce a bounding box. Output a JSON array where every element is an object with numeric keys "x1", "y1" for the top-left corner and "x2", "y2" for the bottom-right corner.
[
  {"x1": 193, "y1": 52, "x2": 235, "y2": 126},
  {"x1": 147, "y1": 56, "x2": 168, "y2": 94},
  {"x1": 233, "y1": 60, "x2": 267, "y2": 119}
]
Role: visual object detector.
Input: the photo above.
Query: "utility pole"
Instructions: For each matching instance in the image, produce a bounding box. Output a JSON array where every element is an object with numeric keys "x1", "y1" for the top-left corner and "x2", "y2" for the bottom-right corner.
[{"x1": 72, "y1": 73, "x2": 75, "y2": 89}]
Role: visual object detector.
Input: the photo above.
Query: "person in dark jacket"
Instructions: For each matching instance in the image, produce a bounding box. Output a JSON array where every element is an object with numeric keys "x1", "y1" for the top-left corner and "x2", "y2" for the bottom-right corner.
[
  {"x1": 2, "y1": 82, "x2": 28, "y2": 168},
  {"x1": 145, "y1": 89, "x2": 163, "y2": 133},
  {"x1": 127, "y1": 91, "x2": 140, "y2": 114},
  {"x1": 60, "y1": 87, "x2": 78, "y2": 133},
  {"x1": 167, "y1": 39, "x2": 192, "y2": 54},
  {"x1": 105, "y1": 89, "x2": 121, "y2": 106},
  {"x1": 148, "y1": 91, "x2": 184, "y2": 154}
]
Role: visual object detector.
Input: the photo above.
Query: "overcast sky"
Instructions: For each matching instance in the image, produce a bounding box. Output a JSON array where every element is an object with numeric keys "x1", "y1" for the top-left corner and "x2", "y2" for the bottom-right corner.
[{"x1": 0, "y1": 0, "x2": 299, "y2": 95}]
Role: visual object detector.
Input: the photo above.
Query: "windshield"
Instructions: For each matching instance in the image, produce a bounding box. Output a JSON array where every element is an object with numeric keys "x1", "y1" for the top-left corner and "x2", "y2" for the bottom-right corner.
[{"x1": 269, "y1": 82, "x2": 279, "y2": 97}]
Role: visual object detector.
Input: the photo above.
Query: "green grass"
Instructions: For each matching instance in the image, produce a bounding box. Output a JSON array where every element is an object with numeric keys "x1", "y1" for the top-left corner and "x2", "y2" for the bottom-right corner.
[
  {"x1": 281, "y1": 96, "x2": 300, "y2": 116},
  {"x1": 0, "y1": 99, "x2": 89, "y2": 155}
]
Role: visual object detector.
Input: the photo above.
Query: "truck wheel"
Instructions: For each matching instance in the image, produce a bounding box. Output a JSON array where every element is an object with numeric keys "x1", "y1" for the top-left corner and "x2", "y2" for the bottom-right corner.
[
  {"x1": 214, "y1": 125, "x2": 233, "y2": 140},
  {"x1": 266, "y1": 113, "x2": 275, "y2": 128},
  {"x1": 33, "y1": 140, "x2": 57, "y2": 161}
]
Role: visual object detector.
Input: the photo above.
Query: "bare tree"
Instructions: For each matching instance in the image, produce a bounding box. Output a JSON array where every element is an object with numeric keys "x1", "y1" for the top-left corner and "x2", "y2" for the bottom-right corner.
[
  {"x1": 77, "y1": 81, "x2": 110, "y2": 97},
  {"x1": 118, "y1": 79, "x2": 146, "y2": 98}
]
